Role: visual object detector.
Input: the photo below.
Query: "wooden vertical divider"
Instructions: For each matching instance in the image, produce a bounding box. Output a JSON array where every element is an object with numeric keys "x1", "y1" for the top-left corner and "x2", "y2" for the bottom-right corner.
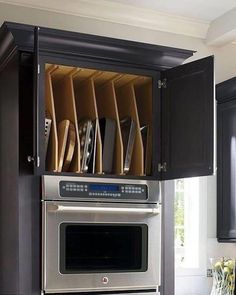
[
  {"x1": 57, "y1": 120, "x2": 70, "y2": 172},
  {"x1": 95, "y1": 81, "x2": 124, "y2": 174},
  {"x1": 115, "y1": 82, "x2": 144, "y2": 176},
  {"x1": 73, "y1": 76, "x2": 102, "y2": 174},
  {"x1": 45, "y1": 65, "x2": 58, "y2": 172},
  {"x1": 134, "y1": 79, "x2": 153, "y2": 175},
  {"x1": 51, "y1": 67, "x2": 81, "y2": 172}
]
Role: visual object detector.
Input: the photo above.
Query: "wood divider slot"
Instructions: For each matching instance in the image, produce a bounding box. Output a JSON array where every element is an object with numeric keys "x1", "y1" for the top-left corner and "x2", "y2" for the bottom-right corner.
[
  {"x1": 72, "y1": 68, "x2": 99, "y2": 84},
  {"x1": 115, "y1": 82, "x2": 144, "y2": 176},
  {"x1": 94, "y1": 72, "x2": 120, "y2": 87},
  {"x1": 114, "y1": 74, "x2": 139, "y2": 88},
  {"x1": 73, "y1": 77, "x2": 102, "y2": 174},
  {"x1": 134, "y1": 79, "x2": 153, "y2": 175},
  {"x1": 51, "y1": 67, "x2": 81, "y2": 172},
  {"x1": 45, "y1": 63, "x2": 152, "y2": 177},
  {"x1": 95, "y1": 81, "x2": 123, "y2": 174},
  {"x1": 45, "y1": 65, "x2": 58, "y2": 172}
]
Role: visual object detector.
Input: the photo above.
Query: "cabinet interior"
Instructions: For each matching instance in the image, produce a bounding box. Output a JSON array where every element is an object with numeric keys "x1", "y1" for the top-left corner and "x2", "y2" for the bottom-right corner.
[{"x1": 45, "y1": 63, "x2": 153, "y2": 177}]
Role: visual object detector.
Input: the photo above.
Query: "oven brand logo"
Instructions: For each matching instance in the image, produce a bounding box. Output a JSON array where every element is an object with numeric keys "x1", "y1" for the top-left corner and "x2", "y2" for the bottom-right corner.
[{"x1": 102, "y1": 277, "x2": 109, "y2": 284}]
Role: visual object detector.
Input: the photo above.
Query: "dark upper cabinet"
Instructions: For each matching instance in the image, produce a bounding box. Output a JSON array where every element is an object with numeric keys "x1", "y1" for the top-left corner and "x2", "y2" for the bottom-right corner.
[
  {"x1": 161, "y1": 57, "x2": 214, "y2": 180},
  {"x1": 0, "y1": 22, "x2": 214, "y2": 181},
  {"x1": 217, "y1": 77, "x2": 236, "y2": 242}
]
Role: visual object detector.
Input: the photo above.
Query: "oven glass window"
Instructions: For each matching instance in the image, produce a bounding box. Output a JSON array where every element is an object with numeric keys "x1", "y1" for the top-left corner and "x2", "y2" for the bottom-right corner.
[{"x1": 60, "y1": 224, "x2": 148, "y2": 273}]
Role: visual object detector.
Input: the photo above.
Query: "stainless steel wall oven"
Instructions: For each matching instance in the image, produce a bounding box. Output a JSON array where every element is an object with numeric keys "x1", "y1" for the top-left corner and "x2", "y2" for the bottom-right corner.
[{"x1": 42, "y1": 176, "x2": 161, "y2": 294}]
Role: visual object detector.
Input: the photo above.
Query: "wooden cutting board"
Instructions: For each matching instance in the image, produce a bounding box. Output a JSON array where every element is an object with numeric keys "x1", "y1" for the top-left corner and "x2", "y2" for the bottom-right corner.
[
  {"x1": 57, "y1": 120, "x2": 70, "y2": 172},
  {"x1": 62, "y1": 122, "x2": 76, "y2": 172}
]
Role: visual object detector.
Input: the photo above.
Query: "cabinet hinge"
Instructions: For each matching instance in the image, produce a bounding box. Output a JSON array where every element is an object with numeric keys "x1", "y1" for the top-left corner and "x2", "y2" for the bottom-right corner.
[
  {"x1": 27, "y1": 155, "x2": 40, "y2": 167},
  {"x1": 158, "y1": 78, "x2": 167, "y2": 89},
  {"x1": 158, "y1": 162, "x2": 167, "y2": 172}
]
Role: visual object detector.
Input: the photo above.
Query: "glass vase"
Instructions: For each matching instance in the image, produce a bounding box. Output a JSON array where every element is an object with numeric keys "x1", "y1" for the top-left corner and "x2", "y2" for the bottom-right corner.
[{"x1": 210, "y1": 258, "x2": 235, "y2": 295}]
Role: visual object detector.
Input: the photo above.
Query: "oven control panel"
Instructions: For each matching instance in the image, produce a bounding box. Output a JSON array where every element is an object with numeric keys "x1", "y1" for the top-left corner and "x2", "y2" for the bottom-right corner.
[{"x1": 59, "y1": 181, "x2": 148, "y2": 200}]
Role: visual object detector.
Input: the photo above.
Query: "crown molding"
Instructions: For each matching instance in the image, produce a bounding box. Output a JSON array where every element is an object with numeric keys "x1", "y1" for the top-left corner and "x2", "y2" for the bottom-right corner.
[
  {"x1": 206, "y1": 7, "x2": 236, "y2": 47},
  {"x1": 0, "y1": 0, "x2": 209, "y2": 39},
  {"x1": 0, "y1": 22, "x2": 193, "y2": 71}
]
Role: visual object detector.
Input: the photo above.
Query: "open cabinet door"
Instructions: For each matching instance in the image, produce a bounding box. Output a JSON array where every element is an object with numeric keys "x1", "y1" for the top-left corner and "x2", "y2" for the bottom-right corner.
[{"x1": 161, "y1": 56, "x2": 214, "y2": 180}]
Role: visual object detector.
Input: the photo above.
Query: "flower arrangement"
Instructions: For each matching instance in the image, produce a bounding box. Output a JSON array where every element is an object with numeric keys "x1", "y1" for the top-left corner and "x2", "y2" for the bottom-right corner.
[{"x1": 210, "y1": 258, "x2": 235, "y2": 295}]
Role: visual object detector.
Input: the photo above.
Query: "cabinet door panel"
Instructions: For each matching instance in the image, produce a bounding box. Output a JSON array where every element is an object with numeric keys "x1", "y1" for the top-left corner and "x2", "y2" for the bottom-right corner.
[
  {"x1": 217, "y1": 100, "x2": 236, "y2": 240},
  {"x1": 161, "y1": 56, "x2": 214, "y2": 180}
]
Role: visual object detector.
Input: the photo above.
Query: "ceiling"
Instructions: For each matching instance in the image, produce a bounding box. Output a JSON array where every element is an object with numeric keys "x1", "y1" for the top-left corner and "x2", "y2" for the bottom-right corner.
[
  {"x1": 0, "y1": 0, "x2": 236, "y2": 46},
  {"x1": 106, "y1": 0, "x2": 236, "y2": 22}
]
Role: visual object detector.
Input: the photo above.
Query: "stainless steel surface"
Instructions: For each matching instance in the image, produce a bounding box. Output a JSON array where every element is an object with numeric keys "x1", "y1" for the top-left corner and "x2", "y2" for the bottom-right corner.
[
  {"x1": 43, "y1": 291, "x2": 159, "y2": 295},
  {"x1": 158, "y1": 78, "x2": 167, "y2": 89},
  {"x1": 42, "y1": 201, "x2": 161, "y2": 293},
  {"x1": 45, "y1": 117, "x2": 52, "y2": 154},
  {"x1": 42, "y1": 175, "x2": 160, "y2": 203},
  {"x1": 158, "y1": 162, "x2": 167, "y2": 172},
  {"x1": 48, "y1": 203, "x2": 160, "y2": 214},
  {"x1": 161, "y1": 181, "x2": 174, "y2": 295}
]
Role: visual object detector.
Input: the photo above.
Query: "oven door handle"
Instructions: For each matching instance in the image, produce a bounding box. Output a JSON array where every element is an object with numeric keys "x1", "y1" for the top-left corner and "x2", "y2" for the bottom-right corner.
[{"x1": 48, "y1": 204, "x2": 160, "y2": 214}]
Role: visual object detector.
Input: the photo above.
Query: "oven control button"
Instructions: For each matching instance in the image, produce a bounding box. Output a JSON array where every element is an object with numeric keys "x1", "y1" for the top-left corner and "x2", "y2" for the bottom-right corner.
[{"x1": 102, "y1": 277, "x2": 109, "y2": 284}]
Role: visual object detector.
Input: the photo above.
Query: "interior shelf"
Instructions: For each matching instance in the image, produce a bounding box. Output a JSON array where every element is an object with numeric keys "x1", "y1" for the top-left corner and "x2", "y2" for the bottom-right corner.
[
  {"x1": 45, "y1": 65, "x2": 58, "y2": 172},
  {"x1": 73, "y1": 75, "x2": 103, "y2": 174},
  {"x1": 115, "y1": 81, "x2": 144, "y2": 176},
  {"x1": 134, "y1": 78, "x2": 153, "y2": 176},
  {"x1": 94, "y1": 79, "x2": 123, "y2": 175},
  {"x1": 44, "y1": 64, "x2": 153, "y2": 177}
]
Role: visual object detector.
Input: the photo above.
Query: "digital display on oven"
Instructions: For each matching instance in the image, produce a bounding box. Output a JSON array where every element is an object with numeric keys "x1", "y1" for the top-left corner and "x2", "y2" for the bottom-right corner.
[
  {"x1": 59, "y1": 181, "x2": 147, "y2": 200},
  {"x1": 90, "y1": 184, "x2": 120, "y2": 192}
]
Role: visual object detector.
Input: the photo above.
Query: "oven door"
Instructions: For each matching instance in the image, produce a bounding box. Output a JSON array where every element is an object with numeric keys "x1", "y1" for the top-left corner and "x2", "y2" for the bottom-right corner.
[{"x1": 42, "y1": 201, "x2": 161, "y2": 293}]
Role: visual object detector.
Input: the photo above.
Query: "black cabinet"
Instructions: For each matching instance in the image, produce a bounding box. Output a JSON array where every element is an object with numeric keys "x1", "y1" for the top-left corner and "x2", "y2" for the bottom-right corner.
[
  {"x1": 1, "y1": 23, "x2": 214, "y2": 180},
  {"x1": 38, "y1": 55, "x2": 214, "y2": 181},
  {"x1": 217, "y1": 77, "x2": 236, "y2": 242},
  {"x1": 0, "y1": 22, "x2": 214, "y2": 181},
  {"x1": 0, "y1": 21, "x2": 214, "y2": 295},
  {"x1": 161, "y1": 57, "x2": 214, "y2": 179}
]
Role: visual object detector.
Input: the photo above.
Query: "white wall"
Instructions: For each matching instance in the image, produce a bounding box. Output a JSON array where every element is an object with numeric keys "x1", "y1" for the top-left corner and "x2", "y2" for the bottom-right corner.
[
  {"x1": 0, "y1": 2, "x2": 235, "y2": 294},
  {"x1": 0, "y1": 2, "x2": 236, "y2": 84},
  {"x1": 175, "y1": 175, "x2": 236, "y2": 295}
]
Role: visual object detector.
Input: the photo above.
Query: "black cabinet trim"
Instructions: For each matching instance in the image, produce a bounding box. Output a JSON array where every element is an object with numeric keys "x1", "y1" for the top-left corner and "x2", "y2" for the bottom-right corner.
[
  {"x1": 217, "y1": 93, "x2": 236, "y2": 242},
  {"x1": 218, "y1": 238, "x2": 236, "y2": 243},
  {"x1": 217, "y1": 76, "x2": 236, "y2": 103},
  {"x1": 0, "y1": 22, "x2": 194, "y2": 72}
]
